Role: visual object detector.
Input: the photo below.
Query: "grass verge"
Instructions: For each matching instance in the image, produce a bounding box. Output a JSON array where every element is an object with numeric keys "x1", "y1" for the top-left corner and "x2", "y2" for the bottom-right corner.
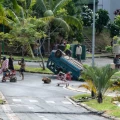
[
  {"x1": 14, "y1": 65, "x2": 53, "y2": 74},
  {"x1": 0, "y1": 99, "x2": 5, "y2": 104},
  {"x1": 1, "y1": 55, "x2": 48, "y2": 61},
  {"x1": 72, "y1": 94, "x2": 120, "y2": 118}
]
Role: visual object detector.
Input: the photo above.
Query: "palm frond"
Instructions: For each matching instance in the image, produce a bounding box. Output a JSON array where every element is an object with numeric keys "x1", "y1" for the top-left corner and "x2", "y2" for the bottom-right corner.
[
  {"x1": 40, "y1": 16, "x2": 54, "y2": 22},
  {"x1": 35, "y1": 0, "x2": 47, "y2": 13},
  {"x1": 30, "y1": 0, "x2": 36, "y2": 8},
  {"x1": 53, "y1": 0, "x2": 71, "y2": 14},
  {"x1": 52, "y1": 18, "x2": 70, "y2": 32},
  {"x1": 11, "y1": 0, "x2": 24, "y2": 18},
  {"x1": 48, "y1": 0, "x2": 54, "y2": 10},
  {"x1": 25, "y1": 0, "x2": 31, "y2": 9},
  {"x1": 7, "y1": 9, "x2": 20, "y2": 23},
  {"x1": 63, "y1": 15, "x2": 83, "y2": 30},
  {"x1": 78, "y1": 84, "x2": 90, "y2": 91}
]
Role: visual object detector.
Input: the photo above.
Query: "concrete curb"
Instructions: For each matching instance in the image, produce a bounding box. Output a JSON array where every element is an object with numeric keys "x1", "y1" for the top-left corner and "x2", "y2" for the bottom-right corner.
[
  {"x1": 0, "y1": 92, "x2": 20, "y2": 120},
  {"x1": 66, "y1": 86, "x2": 120, "y2": 120},
  {"x1": 67, "y1": 86, "x2": 90, "y2": 93}
]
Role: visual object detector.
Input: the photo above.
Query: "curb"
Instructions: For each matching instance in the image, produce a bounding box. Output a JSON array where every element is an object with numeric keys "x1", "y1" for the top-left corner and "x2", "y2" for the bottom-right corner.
[
  {"x1": 66, "y1": 86, "x2": 120, "y2": 120},
  {"x1": 67, "y1": 86, "x2": 90, "y2": 93},
  {"x1": 0, "y1": 92, "x2": 20, "y2": 120}
]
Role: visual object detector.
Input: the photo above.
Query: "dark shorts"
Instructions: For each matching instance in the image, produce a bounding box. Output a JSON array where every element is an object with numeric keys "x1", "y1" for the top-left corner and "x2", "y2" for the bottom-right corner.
[
  {"x1": 65, "y1": 50, "x2": 71, "y2": 57},
  {"x1": 20, "y1": 68, "x2": 25, "y2": 72}
]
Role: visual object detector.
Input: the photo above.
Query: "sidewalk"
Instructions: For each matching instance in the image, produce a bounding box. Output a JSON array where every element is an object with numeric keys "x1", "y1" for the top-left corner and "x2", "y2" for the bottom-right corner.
[{"x1": 67, "y1": 82, "x2": 120, "y2": 97}]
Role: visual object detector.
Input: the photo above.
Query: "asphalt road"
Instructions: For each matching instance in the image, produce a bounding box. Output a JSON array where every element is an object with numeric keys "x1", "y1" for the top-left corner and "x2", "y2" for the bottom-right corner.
[{"x1": 0, "y1": 73, "x2": 109, "y2": 120}]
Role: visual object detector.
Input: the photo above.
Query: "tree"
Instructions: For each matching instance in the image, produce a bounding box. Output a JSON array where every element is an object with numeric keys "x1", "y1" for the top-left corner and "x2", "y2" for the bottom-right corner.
[
  {"x1": 81, "y1": 65, "x2": 117, "y2": 103},
  {"x1": 33, "y1": 0, "x2": 83, "y2": 53},
  {"x1": 96, "y1": 9, "x2": 109, "y2": 33}
]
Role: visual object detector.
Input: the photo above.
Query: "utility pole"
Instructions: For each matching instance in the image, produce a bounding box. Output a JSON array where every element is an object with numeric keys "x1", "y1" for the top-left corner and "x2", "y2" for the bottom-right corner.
[{"x1": 92, "y1": 0, "x2": 96, "y2": 67}]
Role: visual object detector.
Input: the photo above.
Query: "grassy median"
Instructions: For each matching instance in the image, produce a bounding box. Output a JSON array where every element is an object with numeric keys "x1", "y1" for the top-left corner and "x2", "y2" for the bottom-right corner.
[
  {"x1": 72, "y1": 94, "x2": 120, "y2": 118},
  {"x1": 14, "y1": 65, "x2": 53, "y2": 74}
]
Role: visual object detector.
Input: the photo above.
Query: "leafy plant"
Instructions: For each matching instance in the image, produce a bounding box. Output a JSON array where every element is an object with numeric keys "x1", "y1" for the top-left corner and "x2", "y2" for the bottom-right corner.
[
  {"x1": 96, "y1": 9, "x2": 110, "y2": 33},
  {"x1": 108, "y1": 22, "x2": 120, "y2": 38},
  {"x1": 80, "y1": 65, "x2": 117, "y2": 103},
  {"x1": 105, "y1": 45, "x2": 112, "y2": 53}
]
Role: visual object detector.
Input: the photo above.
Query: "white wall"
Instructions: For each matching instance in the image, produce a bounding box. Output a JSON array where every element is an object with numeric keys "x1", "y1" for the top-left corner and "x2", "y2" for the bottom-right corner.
[
  {"x1": 98, "y1": 0, "x2": 120, "y2": 21},
  {"x1": 110, "y1": 0, "x2": 120, "y2": 21}
]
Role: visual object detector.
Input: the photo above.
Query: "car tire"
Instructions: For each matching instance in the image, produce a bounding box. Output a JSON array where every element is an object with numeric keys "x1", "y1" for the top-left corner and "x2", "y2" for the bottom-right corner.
[{"x1": 55, "y1": 49, "x2": 62, "y2": 58}]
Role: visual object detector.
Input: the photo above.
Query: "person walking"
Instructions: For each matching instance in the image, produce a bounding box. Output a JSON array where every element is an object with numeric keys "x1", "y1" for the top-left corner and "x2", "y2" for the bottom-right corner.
[
  {"x1": 76, "y1": 44, "x2": 82, "y2": 62},
  {"x1": 8, "y1": 54, "x2": 14, "y2": 70},
  {"x1": 18, "y1": 58, "x2": 26, "y2": 80}
]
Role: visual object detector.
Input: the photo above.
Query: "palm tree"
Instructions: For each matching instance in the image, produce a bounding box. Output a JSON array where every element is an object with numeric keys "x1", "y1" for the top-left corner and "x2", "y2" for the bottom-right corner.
[
  {"x1": 34, "y1": 0, "x2": 83, "y2": 53},
  {"x1": 81, "y1": 65, "x2": 117, "y2": 103}
]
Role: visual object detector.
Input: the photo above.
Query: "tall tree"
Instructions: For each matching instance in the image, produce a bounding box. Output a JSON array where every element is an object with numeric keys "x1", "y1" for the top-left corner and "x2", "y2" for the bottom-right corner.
[{"x1": 33, "y1": 0, "x2": 83, "y2": 53}]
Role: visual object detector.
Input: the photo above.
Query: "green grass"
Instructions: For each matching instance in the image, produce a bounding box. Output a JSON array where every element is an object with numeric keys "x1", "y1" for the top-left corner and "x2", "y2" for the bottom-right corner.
[
  {"x1": 1, "y1": 54, "x2": 48, "y2": 61},
  {"x1": 86, "y1": 53, "x2": 112, "y2": 57},
  {"x1": 72, "y1": 94, "x2": 120, "y2": 118},
  {"x1": 14, "y1": 65, "x2": 53, "y2": 74},
  {"x1": 0, "y1": 99, "x2": 5, "y2": 104}
]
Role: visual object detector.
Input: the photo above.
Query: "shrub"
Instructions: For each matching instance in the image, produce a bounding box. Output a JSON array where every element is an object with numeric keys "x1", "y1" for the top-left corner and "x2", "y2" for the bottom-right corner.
[
  {"x1": 81, "y1": 6, "x2": 93, "y2": 26},
  {"x1": 108, "y1": 22, "x2": 120, "y2": 38},
  {"x1": 96, "y1": 9, "x2": 110, "y2": 33},
  {"x1": 105, "y1": 45, "x2": 112, "y2": 53}
]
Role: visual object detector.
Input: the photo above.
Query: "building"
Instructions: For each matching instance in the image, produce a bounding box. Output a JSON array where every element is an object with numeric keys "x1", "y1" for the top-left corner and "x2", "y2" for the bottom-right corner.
[{"x1": 98, "y1": 0, "x2": 120, "y2": 21}]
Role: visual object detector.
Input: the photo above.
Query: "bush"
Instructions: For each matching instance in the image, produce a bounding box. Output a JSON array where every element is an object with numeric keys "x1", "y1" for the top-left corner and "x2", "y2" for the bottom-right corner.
[
  {"x1": 81, "y1": 6, "x2": 93, "y2": 26},
  {"x1": 96, "y1": 9, "x2": 109, "y2": 33},
  {"x1": 105, "y1": 45, "x2": 112, "y2": 53},
  {"x1": 108, "y1": 22, "x2": 120, "y2": 38}
]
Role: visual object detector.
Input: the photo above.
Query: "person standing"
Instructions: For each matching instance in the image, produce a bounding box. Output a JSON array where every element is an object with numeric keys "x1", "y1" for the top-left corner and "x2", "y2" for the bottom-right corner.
[
  {"x1": 8, "y1": 54, "x2": 14, "y2": 70},
  {"x1": 0, "y1": 57, "x2": 9, "y2": 82},
  {"x1": 113, "y1": 55, "x2": 120, "y2": 68},
  {"x1": 18, "y1": 58, "x2": 26, "y2": 80},
  {"x1": 76, "y1": 44, "x2": 82, "y2": 62},
  {"x1": 64, "y1": 42, "x2": 71, "y2": 57}
]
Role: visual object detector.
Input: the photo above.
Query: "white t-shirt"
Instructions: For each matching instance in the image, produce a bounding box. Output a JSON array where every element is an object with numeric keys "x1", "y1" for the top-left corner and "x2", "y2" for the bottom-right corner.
[{"x1": 76, "y1": 46, "x2": 82, "y2": 55}]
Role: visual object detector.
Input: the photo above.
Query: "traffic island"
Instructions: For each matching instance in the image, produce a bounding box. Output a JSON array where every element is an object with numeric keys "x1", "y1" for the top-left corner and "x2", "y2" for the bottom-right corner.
[{"x1": 70, "y1": 94, "x2": 120, "y2": 120}]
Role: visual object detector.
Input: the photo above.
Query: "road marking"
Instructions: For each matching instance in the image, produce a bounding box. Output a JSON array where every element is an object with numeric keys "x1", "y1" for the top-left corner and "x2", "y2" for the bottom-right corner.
[
  {"x1": 42, "y1": 118, "x2": 49, "y2": 120},
  {"x1": 46, "y1": 101, "x2": 55, "y2": 104},
  {"x1": 62, "y1": 101, "x2": 72, "y2": 104},
  {"x1": 38, "y1": 115, "x2": 45, "y2": 118},
  {"x1": 29, "y1": 100, "x2": 38, "y2": 102},
  {"x1": 28, "y1": 107, "x2": 34, "y2": 109},
  {"x1": 38, "y1": 115, "x2": 49, "y2": 120},
  {"x1": 12, "y1": 99, "x2": 21, "y2": 102}
]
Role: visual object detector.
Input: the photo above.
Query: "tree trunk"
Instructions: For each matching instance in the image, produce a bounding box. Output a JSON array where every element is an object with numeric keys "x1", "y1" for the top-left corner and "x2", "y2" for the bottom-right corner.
[
  {"x1": 39, "y1": 38, "x2": 46, "y2": 70},
  {"x1": 91, "y1": 90, "x2": 95, "y2": 98},
  {"x1": 97, "y1": 92, "x2": 103, "y2": 103},
  {"x1": 28, "y1": 43, "x2": 35, "y2": 59}
]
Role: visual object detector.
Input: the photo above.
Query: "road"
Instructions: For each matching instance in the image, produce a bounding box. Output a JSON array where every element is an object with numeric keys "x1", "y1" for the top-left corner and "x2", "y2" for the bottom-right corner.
[{"x1": 0, "y1": 73, "x2": 109, "y2": 120}]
